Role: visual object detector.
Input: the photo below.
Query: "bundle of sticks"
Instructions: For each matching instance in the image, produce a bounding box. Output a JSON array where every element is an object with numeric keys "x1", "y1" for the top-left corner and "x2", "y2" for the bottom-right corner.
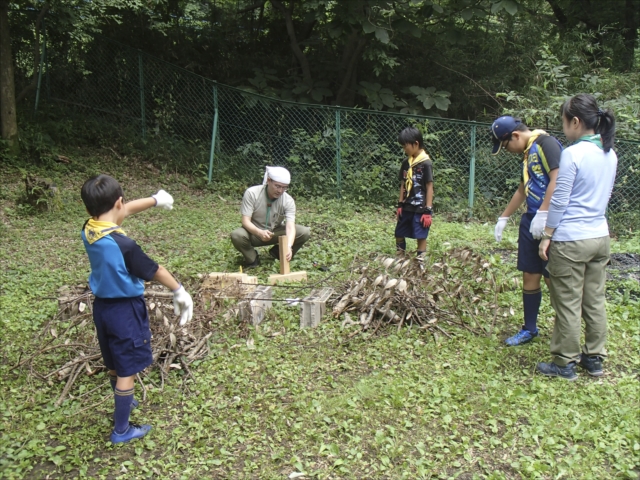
[
  {"x1": 12, "y1": 281, "x2": 225, "y2": 405},
  {"x1": 333, "y1": 248, "x2": 519, "y2": 339}
]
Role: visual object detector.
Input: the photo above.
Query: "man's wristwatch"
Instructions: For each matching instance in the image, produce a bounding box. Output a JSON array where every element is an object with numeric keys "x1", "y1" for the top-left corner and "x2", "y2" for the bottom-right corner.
[
  {"x1": 424, "y1": 206, "x2": 433, "y2": 215},
  {"x1": 540, "y1": 230, "x2": 553, "y2": 239}
]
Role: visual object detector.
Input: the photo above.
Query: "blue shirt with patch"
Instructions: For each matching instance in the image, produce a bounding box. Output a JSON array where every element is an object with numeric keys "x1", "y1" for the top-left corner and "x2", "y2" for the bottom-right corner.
[
  {"x1": 81, "y1": 226, "x2": 159, "y2": 298},
  {"x1": 522, "y1": 134, "x2": 563, "y2": 214}
]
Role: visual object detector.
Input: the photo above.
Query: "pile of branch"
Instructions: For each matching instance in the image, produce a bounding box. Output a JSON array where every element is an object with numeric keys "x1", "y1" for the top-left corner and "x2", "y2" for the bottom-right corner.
[
  {"x1": 12, "y1": 279, "x2": 230, "y2": 405},
  {"x1": 333, "y1": 248, "x2": 519, "y2": 339}
]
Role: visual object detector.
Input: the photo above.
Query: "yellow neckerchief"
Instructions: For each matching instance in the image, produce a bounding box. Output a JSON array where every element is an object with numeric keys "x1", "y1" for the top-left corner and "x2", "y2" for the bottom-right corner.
[
  {"x1": 523, "y1": 129, "x2": 548, "y2": 162},
  {"x1": 405, "y1": 150, "x2": 430, "y2": 196},
  {"x1": 83, "y1": 218, "x2": 126, "y2": 245}
]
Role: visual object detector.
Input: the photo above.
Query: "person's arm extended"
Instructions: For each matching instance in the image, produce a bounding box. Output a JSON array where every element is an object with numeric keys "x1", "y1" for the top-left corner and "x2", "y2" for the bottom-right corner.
[
  {"x1": 152, "y1": 265, "x2": 180, "y2": 291},
  {"x1": 285, "y1": 221, "x2": 295, "y2": 261},
  {"x1": 547, "y1": 151, "x2": 576, "y2": 229},
  {"x1": 398, "y1": 184, "x2": 405, "y2": 203},
  {"x1": 124, "y1": 197, "x2": 156, "y2": 218},
  {"x1": 500, "y1": 182, "x2": 526, "y2": 218},
  {"x1": 242, "y1": 215, "x2": 272, "y2": 241}
]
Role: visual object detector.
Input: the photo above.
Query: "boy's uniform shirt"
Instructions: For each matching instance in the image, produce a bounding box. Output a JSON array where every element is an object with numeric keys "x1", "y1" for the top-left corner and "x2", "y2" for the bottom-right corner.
[
  {"x1": 521, "y1": 130, "x2": 562, "y2": 214},
  {"x1": 81, "y1": 219, "x2": 159, "y2": 298},
  {"x1": 398, "y1": 152, "x2": 433, "y2": 212}
]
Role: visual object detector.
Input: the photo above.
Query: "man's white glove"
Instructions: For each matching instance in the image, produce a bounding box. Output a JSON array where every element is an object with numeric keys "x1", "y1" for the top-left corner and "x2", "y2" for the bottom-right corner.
[
  {"x1": 172, "y1": 285, "x2": 193, "y2": 326},
  {"x1": 529, "y1": 210, "x2": 548, "y2": 239},
  {"x1": 494, "y1": 217, "x2": 509, "y2": 242},
  {"x1": 152, "y1": 189, "x2": 174, "y2": 210}
]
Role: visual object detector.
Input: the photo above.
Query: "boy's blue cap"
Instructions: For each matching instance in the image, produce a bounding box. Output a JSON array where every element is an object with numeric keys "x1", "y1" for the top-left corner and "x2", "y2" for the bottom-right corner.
[{"x1": 491, "y1": 116, "x2": 521, "y2": 155}]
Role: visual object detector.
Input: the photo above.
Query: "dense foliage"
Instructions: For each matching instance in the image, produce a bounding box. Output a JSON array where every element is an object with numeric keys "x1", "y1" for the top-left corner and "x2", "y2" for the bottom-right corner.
[{"x1": 7, "y1": 0, "x2": 640, "y2": 138}]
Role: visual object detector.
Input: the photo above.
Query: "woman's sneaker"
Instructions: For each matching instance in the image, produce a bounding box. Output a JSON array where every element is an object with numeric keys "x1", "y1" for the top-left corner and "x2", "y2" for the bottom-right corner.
[
  {"x1": 536, "y1": 361, "x2": 578, "y2": 381},
  {"x1": 579, "y1": 353, "x2": 604, "y2": 377},
  {"x1": 505, "y1": 328, "x2": 539, "y2": 346},
  {"x1": 110, "y1": 422, "x2": 152, "y2": 444}
]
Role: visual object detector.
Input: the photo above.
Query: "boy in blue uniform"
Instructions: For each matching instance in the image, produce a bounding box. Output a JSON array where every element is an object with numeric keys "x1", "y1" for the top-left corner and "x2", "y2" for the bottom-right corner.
[
  {"x1": 491, "y1": 116, "x2": 562, "y2": 346},
  {"x1": 395, "y1": 127, "x2": 434, "y2": 256},
  {"x1": 80, "y1": 174, "x2": 193, "y2": 444}
]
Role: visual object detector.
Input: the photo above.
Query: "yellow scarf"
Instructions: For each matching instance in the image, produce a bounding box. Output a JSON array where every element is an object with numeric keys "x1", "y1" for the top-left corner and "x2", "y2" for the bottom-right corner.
[
  {"x1": 523, "y1": 129, "x2": 547, "y2": 159},
  {"x1": 405, "y1": 151, "x2": 430, "y2": 195},
  {"x1": 83, "y1": 219, "x2": 126, "y2": 245}
]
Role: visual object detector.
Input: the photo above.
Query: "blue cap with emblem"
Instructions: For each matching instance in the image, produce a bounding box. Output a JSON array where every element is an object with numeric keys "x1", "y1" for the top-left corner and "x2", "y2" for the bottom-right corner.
[{"x1": 490, "y1": 116, "x2": 521, "y2": 155}]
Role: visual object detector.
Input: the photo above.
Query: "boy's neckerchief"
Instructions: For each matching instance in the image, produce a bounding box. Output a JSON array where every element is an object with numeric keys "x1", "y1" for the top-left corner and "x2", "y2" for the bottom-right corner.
[
  {"x1": 523, "y1": 129, "x2": 549, "y2": 171},
  {"x1": 84, "y1": 219, "x2": 125, "y2": 245},
  {"x1": 575, "y1": 133, "x2": 603, "y2": 150},
  {"x1": 405, "y1": 151, "x2": 429, "y2": 196}
]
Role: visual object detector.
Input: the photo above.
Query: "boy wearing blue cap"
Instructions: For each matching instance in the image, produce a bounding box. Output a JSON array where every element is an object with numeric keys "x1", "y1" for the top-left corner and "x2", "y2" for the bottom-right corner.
[
  {"x1": 491, "y1": 116, "x2": 562, "y2": 346},
  {"x1": 80, "y1": 174, "x2": 193, "y2": 444},
  {"x1": 395, "y1": 127, "x2": 434, "y2": 256}
]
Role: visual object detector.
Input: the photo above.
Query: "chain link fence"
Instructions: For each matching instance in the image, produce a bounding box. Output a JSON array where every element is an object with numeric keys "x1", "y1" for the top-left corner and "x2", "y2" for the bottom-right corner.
[{"x1": 38, "y1": 35, "x2": 640, "y2": 224}]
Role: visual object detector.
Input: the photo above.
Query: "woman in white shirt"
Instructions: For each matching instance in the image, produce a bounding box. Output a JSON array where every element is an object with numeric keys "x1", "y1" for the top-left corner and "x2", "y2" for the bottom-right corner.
[{"x1": 536, "y1": 93, "x2": 618, "y2": 381}]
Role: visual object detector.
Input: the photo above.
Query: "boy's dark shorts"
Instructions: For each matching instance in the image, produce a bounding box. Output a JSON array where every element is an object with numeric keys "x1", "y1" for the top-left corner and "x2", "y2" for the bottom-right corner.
[
  {"x1": 395, "y1": 210, "x2": 430, "y2": 240},
  {"x1": 93, "y1": 296, "x2": 153, "y2": 377},
  {"x1": 518, "y1": 212, "x2": 549, "y2": 278}
]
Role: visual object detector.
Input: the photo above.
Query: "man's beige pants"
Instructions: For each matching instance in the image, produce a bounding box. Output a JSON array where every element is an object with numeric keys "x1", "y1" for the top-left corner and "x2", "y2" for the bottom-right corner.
[
  {"x1": 230, "y1": 225, "x2": 310, "y2": 263},
  {"x1": 547, "y1": 236, "x2": 610, "y2": 366}
]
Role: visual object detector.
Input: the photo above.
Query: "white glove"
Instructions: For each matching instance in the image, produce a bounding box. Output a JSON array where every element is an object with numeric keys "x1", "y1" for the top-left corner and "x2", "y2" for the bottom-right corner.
[
  {"x1": 172, "y1": 285, "x2": 193, "y2": 326},
  {"x1": 529, "y1": 210, "x2": 548, "y2": 239},
  {"x1": 494, "y1": 217, "x2": 509, "y2": 242},
  {"x1": 152, "y1": 189, "x2": 174, "y2": 210}
]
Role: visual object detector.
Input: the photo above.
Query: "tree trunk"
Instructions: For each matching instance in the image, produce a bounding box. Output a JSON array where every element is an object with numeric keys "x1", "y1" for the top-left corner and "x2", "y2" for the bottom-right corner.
[
  {"x1": 270, "y1": 0, "x2": 313, "y2": 85},
  {"x1": 621, "y1": 0, "x2": 639, "y2": 71},
  {"x1": 336, "y1": 33, "x2": 366, "y2": 106},
  {"x1": 0, "y1": 0, "x2": 19, "y2": 154}
]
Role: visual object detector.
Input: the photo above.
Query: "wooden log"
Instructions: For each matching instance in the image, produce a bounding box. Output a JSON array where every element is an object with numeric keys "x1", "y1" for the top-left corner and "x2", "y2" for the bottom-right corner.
[
  {"x1": 238, "y1": 286, "x2": 273, "y2": 326},
  {"x1": 278, "y1": 235, "x2": 290, "y2": 275},
  {"x1": 268, "y1": 271, "x2": 308, "y2": 285},
  {"x1": 300, "y1": 288, "x2": 333, "y2": 328}
]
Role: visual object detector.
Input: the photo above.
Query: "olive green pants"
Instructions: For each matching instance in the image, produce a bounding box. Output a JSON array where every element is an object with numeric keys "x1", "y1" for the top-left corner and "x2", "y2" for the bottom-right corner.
[
  {"x1": 547, "y1": 236, "x2": 610, "y2": 366},
  {"x1": 230, "y1": 224, "x2": 310, "y2": 263}
]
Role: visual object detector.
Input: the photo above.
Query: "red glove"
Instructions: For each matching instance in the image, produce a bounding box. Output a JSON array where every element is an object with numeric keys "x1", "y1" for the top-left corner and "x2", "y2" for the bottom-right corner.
[
  {"x1": 420, "y1": 213, "x2": 432, "y2": 228},
  {"x1": 396, "y1": 207, "x2": 402, "y2": 219}
]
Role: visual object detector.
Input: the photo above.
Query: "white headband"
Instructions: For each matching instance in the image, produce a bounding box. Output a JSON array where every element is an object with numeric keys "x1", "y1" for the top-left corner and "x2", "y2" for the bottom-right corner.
[{"x1": 262, "y1": 166, "x2": 290, "y2": 185}]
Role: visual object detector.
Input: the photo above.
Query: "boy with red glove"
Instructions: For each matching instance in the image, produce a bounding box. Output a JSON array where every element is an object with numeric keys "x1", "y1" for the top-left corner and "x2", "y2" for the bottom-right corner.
[{"x1": 395, "y1": 126, "x2": 434, "y2": 257}]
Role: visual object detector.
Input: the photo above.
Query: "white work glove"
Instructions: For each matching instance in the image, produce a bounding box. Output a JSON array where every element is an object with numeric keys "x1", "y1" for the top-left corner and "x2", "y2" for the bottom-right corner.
[
  {"x1": 152, "y1": 189, "x2": 174, "y2": 210},
  {"x1": 172, "y1": 285, "x2": 193, "y2": 326},
  {"x1": 529, "y1": 210, "x2": 548, "y2": 239},
  {"x1": 494, "y1": 217, "x2": 509, "y2": 242}
]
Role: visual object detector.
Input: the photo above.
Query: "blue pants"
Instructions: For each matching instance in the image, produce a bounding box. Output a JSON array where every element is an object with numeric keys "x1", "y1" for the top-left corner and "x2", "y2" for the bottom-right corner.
[
  {"x1": 518, "y1": 212, "x2": 549, "y2": 277},
  {"x1": 93, "y1": 296, "x2": 153, "y2": 377},
  {"x1": 395, "y1": 211, "x2": 430, "y2": 240}
]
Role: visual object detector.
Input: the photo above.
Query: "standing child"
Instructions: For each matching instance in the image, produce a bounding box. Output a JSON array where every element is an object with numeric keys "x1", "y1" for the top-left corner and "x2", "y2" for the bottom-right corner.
[
  {"x1": 537, "y1": 94, "x2": 617, "y2": 380},
  {"x1": 395, "y1": 127, "x2": 434, "y2": 257},
  {"x1": 80, "y1": 175, "x2": 193, "y2": 443},
  {"x1": 490, "y1": 116, "x2": 563, "y2": 346}
]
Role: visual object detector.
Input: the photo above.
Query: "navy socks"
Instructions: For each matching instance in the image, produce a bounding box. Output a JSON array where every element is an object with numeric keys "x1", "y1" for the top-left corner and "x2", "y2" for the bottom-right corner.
[
  {"x1": 523, "y1": 288, "x2": 542, "y2": 332},
  {"x1": 114, "y1": 387, "x2": 134, "y2": 434},
  {"x1": 109, "y1": 373, "x2": 117, "y2": 391},
  {"x1": 396, "y1": 241, "x2": 406, "y2": 252}
]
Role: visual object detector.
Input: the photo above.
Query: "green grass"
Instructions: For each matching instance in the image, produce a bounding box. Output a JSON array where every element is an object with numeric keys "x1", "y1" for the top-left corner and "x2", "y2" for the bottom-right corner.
[{"x1": 1, "y1": 156, "x2": 639, "y2": 479}]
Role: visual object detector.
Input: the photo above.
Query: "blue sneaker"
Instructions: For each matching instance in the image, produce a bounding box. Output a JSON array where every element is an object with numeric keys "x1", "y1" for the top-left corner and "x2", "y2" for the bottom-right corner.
[
  {"x1": 505, "y1": 328, "x2": 539, "y2": 346},
  {"x1": 579, "y1": 353, "x2": 604, "y2": 377},
  {"x1": 536, "y1": 361, "x2": 578, "y2": 381},
  {"x1": 110, "y1": 422, "x2": 152, "y2": 444}
]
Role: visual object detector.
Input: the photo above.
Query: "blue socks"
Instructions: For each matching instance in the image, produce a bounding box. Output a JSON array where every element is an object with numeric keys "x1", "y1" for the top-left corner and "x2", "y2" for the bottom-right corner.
[
  {"x1": 114, "y1": 387, "x2": 134, "y2": 434},
  {"x1": 396, "y1": 241, "x2": 406, "y2": 252},
  {"x1": 523, "y1": 288, "x2": 542, "y2": 332},
  {"x1": 110, "y1": 374, "x2": 138, "y2": 410}
]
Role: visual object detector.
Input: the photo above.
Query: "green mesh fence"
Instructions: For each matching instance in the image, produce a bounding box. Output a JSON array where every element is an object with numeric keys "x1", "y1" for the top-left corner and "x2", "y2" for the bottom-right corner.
[{"x1": 41, "y1": 35, "x2": 640, "y2": 221}]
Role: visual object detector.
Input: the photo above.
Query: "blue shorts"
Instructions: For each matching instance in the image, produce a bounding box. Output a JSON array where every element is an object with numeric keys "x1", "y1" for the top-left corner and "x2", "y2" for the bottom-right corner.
[
  {"x1": 518, "y1": 213, "x2": 549, "y2": 278},
  {"x1": 395, "y1": 211, "x2": 430, "y2": 240},
  {"x1": 93, "y1": 296, "x2": 153, "y2": 377}
]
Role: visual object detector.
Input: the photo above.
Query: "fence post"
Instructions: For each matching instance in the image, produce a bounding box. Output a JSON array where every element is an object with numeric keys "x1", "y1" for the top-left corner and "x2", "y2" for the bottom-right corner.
[
  {"x1": 468, "y1": 123, "x2": 476, "y2": 216},
  {"x1": 138, "y1": 52, "x2": 146, "y2": 139},
  {"x1": 335, "y1": 109, "x2": 341, "y2": 199},
  {"x1": 34, "y1": 22, "x2": 46, "y2": 114},
  {"x1": 208, "y1": 83, "x2": 219, "y2": 184}
]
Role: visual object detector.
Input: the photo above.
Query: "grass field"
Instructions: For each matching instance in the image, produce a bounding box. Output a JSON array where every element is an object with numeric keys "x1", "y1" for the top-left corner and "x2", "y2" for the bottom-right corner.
[{"x1": 1, "y1": 155, "x2": 639, "y2": 479}]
